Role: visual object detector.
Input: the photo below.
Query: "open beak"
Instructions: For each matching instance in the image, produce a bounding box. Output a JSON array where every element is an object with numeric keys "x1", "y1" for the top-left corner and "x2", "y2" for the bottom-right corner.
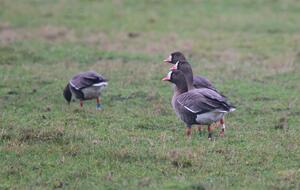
[{"x1": 163, "y1": 55, "x2": 172, "y2": 63}]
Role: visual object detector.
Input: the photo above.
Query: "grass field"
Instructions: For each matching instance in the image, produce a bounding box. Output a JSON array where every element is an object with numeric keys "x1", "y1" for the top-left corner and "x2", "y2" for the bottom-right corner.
[{"x1": 1, "y1": 0, "x2": 300, "y2": 189}]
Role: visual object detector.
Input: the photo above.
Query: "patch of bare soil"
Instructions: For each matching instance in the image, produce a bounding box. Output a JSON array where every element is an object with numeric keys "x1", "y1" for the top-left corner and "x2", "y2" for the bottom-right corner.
[
  {"x1": 83, "y1": 31, "x2": 195, "y2": 55},
  {"x1": 0, "y1": 22, "x2": 18, "y2": 44},
  {"x1": 265, "y1": 53, "x2": 296, "y2": 72},
  {"x1": 0, "y1": 22, "x2": 75, "y2": 44},
  {"x1": 0, "y1": 22, "x2": 193, "y2": 55},
  {"x1": 215, "y1": 48, "x2": 241, "y2": 63},
  {"x1": 38, "y1": 25, "x2": 75, "y2": 41},
  {"x1": 0, "y1": 22, "x2": 11, "y2": 31}
]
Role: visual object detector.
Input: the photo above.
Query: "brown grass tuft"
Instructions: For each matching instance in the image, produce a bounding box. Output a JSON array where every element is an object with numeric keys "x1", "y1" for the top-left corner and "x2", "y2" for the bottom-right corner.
[{"x1": 19, "y1": 127, "x2": 65, "y2": 143}]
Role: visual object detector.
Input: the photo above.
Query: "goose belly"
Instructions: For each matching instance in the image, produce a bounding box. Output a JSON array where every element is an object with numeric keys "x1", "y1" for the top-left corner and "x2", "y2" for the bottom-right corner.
[
  {"x1": 81, "y1": 86, "x2": 102, "y2": 99},
  {"x1": 195, "y1": 111, "x2": 225, "y2": 125}
]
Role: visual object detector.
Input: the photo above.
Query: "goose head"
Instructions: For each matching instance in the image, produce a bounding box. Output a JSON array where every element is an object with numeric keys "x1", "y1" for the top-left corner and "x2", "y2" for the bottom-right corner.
[
  {"x1": 164, "y1": 51, "x2": 187, "y2": 64},
  {"x1": 162, "y1": 70, "x2": 188, "y2": 93}
]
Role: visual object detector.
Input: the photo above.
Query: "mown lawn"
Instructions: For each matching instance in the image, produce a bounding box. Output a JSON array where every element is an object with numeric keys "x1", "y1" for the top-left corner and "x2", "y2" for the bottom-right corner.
[{"x1": 0, "y1": 0, "x2": 300, "y2": 189}]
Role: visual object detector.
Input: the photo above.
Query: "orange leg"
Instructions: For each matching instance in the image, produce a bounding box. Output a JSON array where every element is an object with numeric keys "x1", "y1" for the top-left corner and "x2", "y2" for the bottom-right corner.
[
  {"x1": 96, "y1": 97, "x2": 101, "y2": 110},
  {"x1": 185, "y1": 127, "x2": 192, "y2": 137},
  {"x1": 80, "y1": 100, "x2": 83, "y2": 107},
  {"x1": 208, "y1": 125, "x2": 212, "y2": 140},
  {"x1": 219, "y1": 117, "x2": 225, "y2": 137}
]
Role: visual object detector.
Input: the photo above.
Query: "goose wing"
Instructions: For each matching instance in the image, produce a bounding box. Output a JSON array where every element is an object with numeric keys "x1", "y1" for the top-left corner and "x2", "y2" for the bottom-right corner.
[
  {"x1": 192, "y1": 75, "x2": 228, "y2": 99},
  {"x1": 193, "y1": 76, "x2": 215, "y2": 90},
  {"x1": 70, "y1": 71, "x2": 107, "y2": 90},
  {"x1": 176, "y1": 88, "x2": 232, "y2": 114}
]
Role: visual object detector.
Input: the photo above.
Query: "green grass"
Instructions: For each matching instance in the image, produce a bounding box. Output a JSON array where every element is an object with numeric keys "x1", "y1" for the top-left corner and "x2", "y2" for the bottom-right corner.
[{"x1": 1, "y1": 0, "x2": 300, "y2": 189}]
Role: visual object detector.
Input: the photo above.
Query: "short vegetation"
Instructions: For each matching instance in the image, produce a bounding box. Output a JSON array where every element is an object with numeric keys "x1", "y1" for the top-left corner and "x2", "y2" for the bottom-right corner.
[{"x1": 0, "y1": 0, "x2": 300, "y2": 189}]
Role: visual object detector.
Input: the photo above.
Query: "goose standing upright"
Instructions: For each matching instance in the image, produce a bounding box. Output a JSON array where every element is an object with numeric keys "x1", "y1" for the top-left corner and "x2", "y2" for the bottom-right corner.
[
  {"x1": 165, "y1": 51, "x2": 230, "y2": 136},
  {"x1": 162, "y1": 70, "x2": 235, "y2": 139},
  {"x1": 63, "y1": 71, "x2": 108, "y2": 110}
]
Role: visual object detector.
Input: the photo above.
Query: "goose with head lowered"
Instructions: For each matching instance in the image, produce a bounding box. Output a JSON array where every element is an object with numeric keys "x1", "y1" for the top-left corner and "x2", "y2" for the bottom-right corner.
[
  {"x1": 162, "y1": 70, "x2": 235, "y2": 139},
  {"x1": 63, "y1": 71, "x2": 108, "y2": 110}
]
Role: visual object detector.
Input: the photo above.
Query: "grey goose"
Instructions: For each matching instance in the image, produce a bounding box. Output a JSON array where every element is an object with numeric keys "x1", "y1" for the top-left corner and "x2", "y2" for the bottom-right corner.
[
  {"x1": 165, "y1": 51, "x2": 231, "y2": 136},
  {"x1": 63, "y1": 71, "x2": 108, "y2": 110},
  {"x1": 162, "y1": 70, "x2": 235, "y2": 139}
]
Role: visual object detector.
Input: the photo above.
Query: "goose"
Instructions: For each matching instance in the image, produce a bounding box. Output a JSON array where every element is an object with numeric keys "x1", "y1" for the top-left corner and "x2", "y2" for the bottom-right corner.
[
  {"x1": 63, "y1": 71, "x2": 108, "y2": 110},
  {"x1": 171, "y1": 60, "x2": 234, "y2": 136},
  {"x1": 165, "y1": 52, "x2": 229, "y2": 136},
  {"x1": 164, "y1": 51, "x2": 217, "y2": 91},
  {"x1": 162, "y1": 70, "x2": 235, "y2": 139}
]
